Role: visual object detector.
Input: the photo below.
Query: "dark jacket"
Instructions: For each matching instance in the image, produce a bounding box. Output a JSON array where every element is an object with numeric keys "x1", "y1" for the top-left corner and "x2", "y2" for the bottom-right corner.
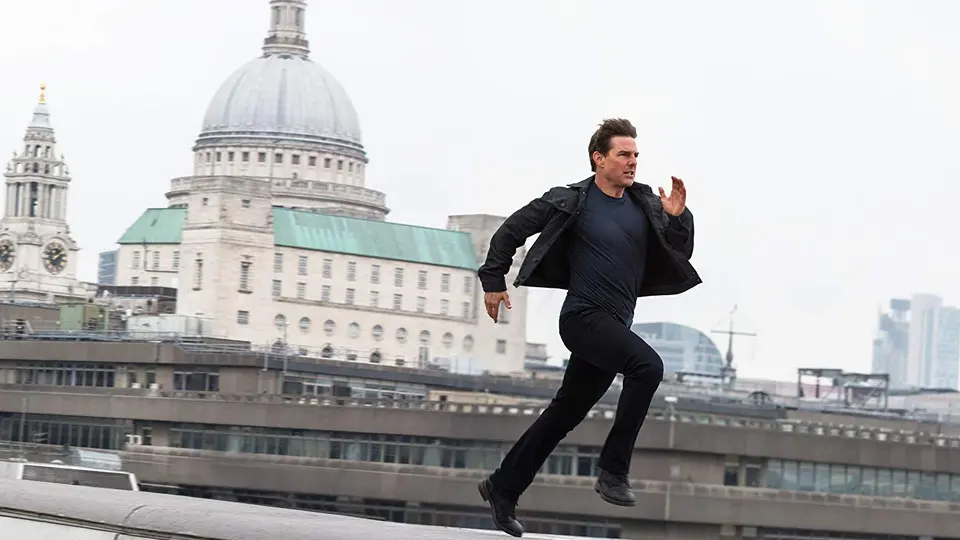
[{"x1": 478, "y1": 176, "x2": 702, "y2": 298}]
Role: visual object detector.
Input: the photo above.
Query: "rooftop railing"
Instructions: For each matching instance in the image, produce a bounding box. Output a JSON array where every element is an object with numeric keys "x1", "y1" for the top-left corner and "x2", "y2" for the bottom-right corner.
[{"x1": 3, "y1": 326, "x2": 960, "y2": 421}]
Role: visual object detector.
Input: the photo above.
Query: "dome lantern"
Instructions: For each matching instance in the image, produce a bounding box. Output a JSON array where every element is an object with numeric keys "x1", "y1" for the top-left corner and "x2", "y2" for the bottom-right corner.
[{"x1": 262, "y1": 0, "x2": 310, "y2": 58}]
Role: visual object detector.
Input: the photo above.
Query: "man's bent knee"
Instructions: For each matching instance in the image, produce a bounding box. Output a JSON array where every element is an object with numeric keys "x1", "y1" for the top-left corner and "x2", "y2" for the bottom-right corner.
[{"x1": 623, "y1": 352, "x2": 664, "y2": 383}]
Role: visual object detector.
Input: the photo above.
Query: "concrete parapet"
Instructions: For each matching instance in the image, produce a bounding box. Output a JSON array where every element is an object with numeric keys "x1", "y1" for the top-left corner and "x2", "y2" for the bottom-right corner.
[{"x1": 0, "y1": 479, "x2": 588, "y2": 539}]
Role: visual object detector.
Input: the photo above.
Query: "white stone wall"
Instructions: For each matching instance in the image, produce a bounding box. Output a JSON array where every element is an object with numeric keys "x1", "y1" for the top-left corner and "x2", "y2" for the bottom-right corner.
[
  {"x1": 112, "y1": 227, "x2": 529, "y2": 374},
  {"x1": 447, "y1": 214, "x2": 529, "y2": 375},
  {"x1": 174, "y1": 177, "x2": 275, "y2": 339},
  {"x1": 264, "y1": 249, "x2": 481, "y2": 365},
  {"x1": 192, "y1": 146, "x2": 366, "y2": 187}
]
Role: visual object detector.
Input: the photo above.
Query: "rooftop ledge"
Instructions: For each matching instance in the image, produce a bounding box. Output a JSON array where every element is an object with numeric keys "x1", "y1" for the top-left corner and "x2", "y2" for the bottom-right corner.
[{"x1": 0, "y1": 479, "x2": 584, "y2": 540}]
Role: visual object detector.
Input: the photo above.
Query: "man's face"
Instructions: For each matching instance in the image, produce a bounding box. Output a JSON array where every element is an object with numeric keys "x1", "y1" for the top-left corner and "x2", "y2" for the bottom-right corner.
[{"x1": 595, "y1": 136, "x2": 638, "y2": 187}]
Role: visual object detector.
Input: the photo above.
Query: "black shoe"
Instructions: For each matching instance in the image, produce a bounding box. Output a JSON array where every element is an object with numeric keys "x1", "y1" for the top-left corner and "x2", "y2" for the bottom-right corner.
[
  {"x1": 594, "y1": 469, "x2": 636, "y2": 507},
  {"x1": 478, "y1": 477, "x2": 524, "y2": 537}
]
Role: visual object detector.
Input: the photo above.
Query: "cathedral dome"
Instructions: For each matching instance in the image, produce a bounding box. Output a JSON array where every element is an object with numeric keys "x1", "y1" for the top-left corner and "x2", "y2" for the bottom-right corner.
[
  {"x1": 195, "y1": 0, "x2": 363, "y2": 153},
  {"x1": 199, "y1": 55, "x2": 362, "y2": 148}
]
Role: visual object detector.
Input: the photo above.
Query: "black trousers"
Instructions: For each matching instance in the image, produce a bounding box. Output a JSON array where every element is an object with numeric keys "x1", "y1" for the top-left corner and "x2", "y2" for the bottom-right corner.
[{"x1": 489, "y1": 307, "x2": 664, "y2": 499}]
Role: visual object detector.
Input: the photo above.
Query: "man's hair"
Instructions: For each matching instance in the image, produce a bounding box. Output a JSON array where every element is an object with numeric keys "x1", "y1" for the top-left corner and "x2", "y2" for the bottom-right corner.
[{"x1": 587, "y1": 118, "x2": 637, "y2": 172}]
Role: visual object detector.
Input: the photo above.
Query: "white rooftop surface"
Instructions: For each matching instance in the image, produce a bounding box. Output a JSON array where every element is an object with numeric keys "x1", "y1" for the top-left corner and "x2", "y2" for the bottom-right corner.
[{"x1": 0, "y1": 479, "x2": 592, "y2": 540}]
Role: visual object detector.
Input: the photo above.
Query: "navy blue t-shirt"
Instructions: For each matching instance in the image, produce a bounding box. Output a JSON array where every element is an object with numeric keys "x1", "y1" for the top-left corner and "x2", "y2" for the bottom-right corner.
[{"x1": 559, "y1": 181, "x2": 650, "y2": 326}]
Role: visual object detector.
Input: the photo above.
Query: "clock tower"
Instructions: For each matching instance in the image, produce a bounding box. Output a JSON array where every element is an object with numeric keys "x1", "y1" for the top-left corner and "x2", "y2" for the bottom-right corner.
[{"x1": 0, "y1": 84, "x2": 84, "y2": 303}]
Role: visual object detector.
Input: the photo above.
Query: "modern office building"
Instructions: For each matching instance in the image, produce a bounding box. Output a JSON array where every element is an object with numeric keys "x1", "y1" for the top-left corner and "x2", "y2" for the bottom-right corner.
[
  {"x1": 97, "y1": 250, "x2": 118, "y2": 285},
  {"x1": 630, "y1": 322, "x2": 727, "y2": 377},
  {"x1": 0, "y1": 334, "x2": 958, "y2": 539},
  {"x1": 874, "y1": 294, "x2": 960, "y2": 390},
  {"x1": 873, "y1": 298, "x2": 911, "y2": 388}
]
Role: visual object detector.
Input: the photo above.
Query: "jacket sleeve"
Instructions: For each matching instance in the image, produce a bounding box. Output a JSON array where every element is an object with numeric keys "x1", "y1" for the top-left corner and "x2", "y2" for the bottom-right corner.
[
  {"x1": 478, "y1": 194, "x2": 555, "y2": 292},
  {"x1": 665, "y1": 207, "x2": 695, "y2": 259}
]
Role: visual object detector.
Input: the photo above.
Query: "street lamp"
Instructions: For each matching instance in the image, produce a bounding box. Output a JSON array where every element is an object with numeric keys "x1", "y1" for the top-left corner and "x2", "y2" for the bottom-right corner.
[{"x1": 664, "y1": 395, "x2": 678, "y2": 448}]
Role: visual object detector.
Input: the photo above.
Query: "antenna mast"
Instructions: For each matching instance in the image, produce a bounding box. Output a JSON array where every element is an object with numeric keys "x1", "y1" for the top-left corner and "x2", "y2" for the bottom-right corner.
[{"x1": 710, "y1": 305, "x2": 757, "y2": 386}]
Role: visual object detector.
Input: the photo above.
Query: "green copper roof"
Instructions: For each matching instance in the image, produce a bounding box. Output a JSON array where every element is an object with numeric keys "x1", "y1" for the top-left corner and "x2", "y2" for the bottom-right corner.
[
  {"x1": 116, "y1": 207, "x2": 478, "y2": 270},
  {"x1": 272, "y1": 208, "x2": 477, "y2": 270},
  {"x1": 117, "y1": 208, "x2": 186, "y2": 245}
]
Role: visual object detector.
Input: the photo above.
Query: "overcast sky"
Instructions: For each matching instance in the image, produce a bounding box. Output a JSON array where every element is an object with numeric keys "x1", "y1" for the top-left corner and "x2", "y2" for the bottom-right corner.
[{"x1": 1, "y1": 0, "x2": 958, "y2": 382}]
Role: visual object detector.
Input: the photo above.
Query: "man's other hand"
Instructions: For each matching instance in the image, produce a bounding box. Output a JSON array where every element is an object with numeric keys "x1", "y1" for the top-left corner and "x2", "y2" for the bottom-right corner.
[{"x1": 484, "y1": 291, "x2": 511, "y2": 322}]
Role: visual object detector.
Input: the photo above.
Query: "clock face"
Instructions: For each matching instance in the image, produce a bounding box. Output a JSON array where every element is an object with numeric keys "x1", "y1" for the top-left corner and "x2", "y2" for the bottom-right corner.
[
  {"x1": 0, "y1": 239, "x2": 14, "y2": 272},
  {"x1": 42, "y1": 241, "x2": 67, "y2": 274}
]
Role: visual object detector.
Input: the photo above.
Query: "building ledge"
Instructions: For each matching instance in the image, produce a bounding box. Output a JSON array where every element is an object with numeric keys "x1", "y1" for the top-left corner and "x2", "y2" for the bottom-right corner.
[{"x1": 0, "y1": 478, "x2": 539, "y2": 540}]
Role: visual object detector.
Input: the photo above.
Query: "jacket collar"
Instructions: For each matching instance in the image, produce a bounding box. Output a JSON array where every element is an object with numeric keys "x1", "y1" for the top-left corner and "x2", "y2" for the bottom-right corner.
[{"x1": 568, "y1": 174, "x2": 651, "y2": 194}]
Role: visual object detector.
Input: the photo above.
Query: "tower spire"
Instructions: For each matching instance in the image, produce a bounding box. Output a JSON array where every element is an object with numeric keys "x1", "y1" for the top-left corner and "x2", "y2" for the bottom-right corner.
[
  {"x1": 262, "y1": 0, "x2": 310, "y2": 58},
  {"x1": 30, "y1": 83, "x2": 52, "y2": 130},
  {"x1": 4, "y1": 84, "x2": 72, "y2": 226}
]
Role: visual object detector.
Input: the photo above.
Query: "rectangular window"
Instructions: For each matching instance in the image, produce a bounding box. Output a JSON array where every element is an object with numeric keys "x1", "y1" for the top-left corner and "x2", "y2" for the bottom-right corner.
[
  {"x1": 345, "y1": 288, "x2": 355, "y2": 305},
  {"x1": 417, "y1": 270, "x2": 427, "y2": 290},
  {"x1": 441, "y1": 273, "x2": 450, "y2": 292},
  {"x1": 298, "y1": 255, "x2": 308, "y2": 276},
  {"x1": 172, "y1": 251, "x2": 180, "y2": 270},
  {"x1": 394, "y1": 268, "x2": 404, "y2": 287},
  {"x1": 370, "y1": 290, "x2": 379, "y2": 308},
  {"x1": 440, "y1": 299, "x2": 449, "y2": 315},
  {"x1": 272, "y1": 279, "x2": 282, "y2": 297},
  {"x1": 296, "y1": 282, "x2": 306, "y2": 300},
  {"x1": 273, "y1": 253, "x2": 283, "y2": 273},
  {"x1": 237, "y1": 311, "x2": 249, "y2": 325},
  {"x1": 193, "y1": 258, "x2": 203, "y2": 290},
  {"x1": 132, "y1": 251, "x2": 140, "y2": 270},
  {"x1": 393, "y1": 294, "x2": 403, "y2": 310},
  {"x1": 416, "y1": 296, "x2": 426, "y2": 313},
  {"x1": 321, "y1": 285, "x2": 331, "y2": 302},
  {"x1": 346, "y1": 261, "x2": 356, "y2": 281},
  {"x1": 464, "y1": 276, "x2": 473, "y2": 294},
  {"x1": 239, "y1": 261, "x2": 251, "y2": 291},
  {"x1": 462, "y1": 302, "x2": 471, "y2": 319},
  {"x1": 496, "y1": 339, "x2": 507, "y2": 354},
  {"x1": 723, "y1": 463, "x2": 740, "y2": 486},
  {"x1": 151, "y1": 251, "x2": 159, "y2": 270},
  {"x1": 371, "y1": 264, "x2": 380, "y2": 284},
  {"x1": 308, "y1": 156, "x2": 317, "y2": 167},
  {"x1": 322, "y1": 259, "x2": 332, "y2": 279}
]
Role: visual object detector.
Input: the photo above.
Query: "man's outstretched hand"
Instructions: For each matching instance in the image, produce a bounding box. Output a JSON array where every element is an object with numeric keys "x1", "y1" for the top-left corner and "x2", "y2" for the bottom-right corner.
[
  {"x1": 484, "y1": 291, "x2": 511, "y2": 323},
  {"x1": 659, "y1": 176, "x2": 687, "y2": 216}
]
